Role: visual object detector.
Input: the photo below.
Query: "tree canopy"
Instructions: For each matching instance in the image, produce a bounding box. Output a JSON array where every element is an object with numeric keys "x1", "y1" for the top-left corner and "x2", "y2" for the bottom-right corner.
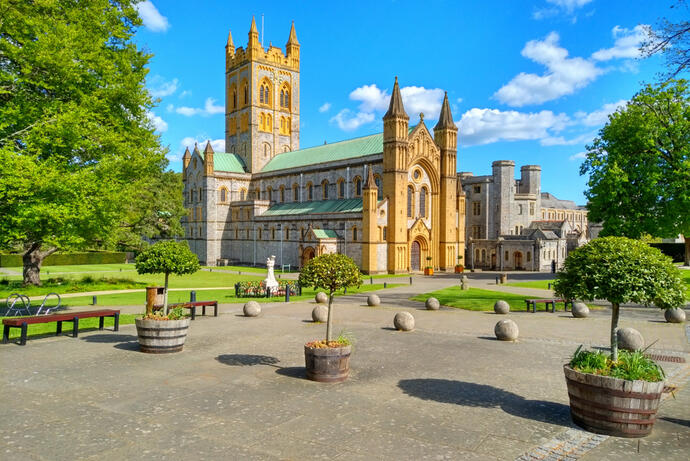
[
  {"x1": 554, "y1": 237, "x2": 685, "y2": 360},
  {"x1": 0, "y1": 0, "x2": 183, "y2": 285},
  {"x1": 642, "y1": 1, "x2": 690, "y2": 80},
  {"x1": 581, "y1": 80, "x2": 690, "y2": 264}
]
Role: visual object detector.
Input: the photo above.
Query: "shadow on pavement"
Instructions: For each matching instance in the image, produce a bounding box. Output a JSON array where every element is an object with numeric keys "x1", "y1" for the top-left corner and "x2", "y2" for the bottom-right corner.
[
  {"x1": 398, "y1": 378, "x2": 570, "y2": 426},
  {"x1": 81, "y1": 333, "x2": 137, "y2": 343},
  {"x1": 275, "y1": 366, "x2": 307, "y2": 380},
  {"x1": 216, "y1": 354, "x2": 280, "y2": 367},
  {"x1": 660, "y1": 416, "x2": 690, "y2": 428}
]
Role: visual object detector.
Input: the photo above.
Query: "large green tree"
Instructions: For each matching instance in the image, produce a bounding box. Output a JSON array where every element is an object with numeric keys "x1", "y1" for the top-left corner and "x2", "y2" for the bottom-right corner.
[
  {"x1": 582, "y1": 80, "x2": 690, "y2": 264},
  {"x1": 0, "y1": 0, "x2": 181, "y2": 285}
]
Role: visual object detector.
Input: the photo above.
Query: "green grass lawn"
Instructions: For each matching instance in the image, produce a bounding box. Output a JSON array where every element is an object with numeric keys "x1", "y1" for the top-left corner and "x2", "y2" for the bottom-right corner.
[
  {"x1": 1, "y1": 313, "x2": 140, "y2": 340},
  {"x1": 412, "y1": 287, "x2": 542, "y2": 311},
  {"x1": 504, "y1": 280, "x2": 554, "y2": 290},
  {"x1": 3, "y1": 263, "x2": 135, "y2": 274}
]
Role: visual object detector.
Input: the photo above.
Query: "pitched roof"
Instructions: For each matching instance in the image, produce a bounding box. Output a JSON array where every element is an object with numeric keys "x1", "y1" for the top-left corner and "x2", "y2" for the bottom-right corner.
[
  {"x1": 261, "y1": 198, "x2": 363, "y2": 216},
  {"x1": 312, "y1": 229, "x2": 338, "y2": 239},
  {"x1": 197, "y1": 151, "x2": 247, "y2": 173}
]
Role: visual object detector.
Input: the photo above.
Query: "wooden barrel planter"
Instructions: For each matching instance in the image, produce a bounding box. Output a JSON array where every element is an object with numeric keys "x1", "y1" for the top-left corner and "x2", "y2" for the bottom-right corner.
[
  {"x1": 304, "y1": 344, "x2": 351, "y2": 383},
  {"x1": 135, "y1": 318, "x2": 191, "y2": 354},
  {"x1": 564, "y1": 365, "x2": 665, "y2": 437}
]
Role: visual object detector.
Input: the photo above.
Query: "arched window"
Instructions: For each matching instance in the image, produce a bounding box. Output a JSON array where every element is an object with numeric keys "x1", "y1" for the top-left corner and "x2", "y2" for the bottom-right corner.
[
  {"x1": 420, "y1": 187, "x2": 427, "y2": 218},
  {"x1": 263, "y1": 143, "x2": 271, "y2": 158},
  {"x1": 292, "y1": 183, "x2": 299, "y2": 202},
  {"x1": 260, "y1": 86, "x2": 264, "y2": 104},
  {"x1": 191, "y1": 190, "x2": 195, "y2": 202},
  {"x1": 374, "y1": 175, "x2": 383, "y2": 200},
  {"x1": 407, "y1": 186, "x2": 414, "y2": 217},
  {"x1": 271, "y1": 228, "x2": 276, "y2": 240},
  {"x1": 266, "y1": 186, "x2": 273, "y2": 202},
  {"x1": 255, "y1": 187, "x2": 260, "y2": 200},
  {"x1": 307, "y1": 182, "x2": 313, "y2": 200},
  {"x1": 352, "y1": 227, "x2": 358, "y2": 241},
  {"x1": 322, "y1": 180, "x2": 329, "y2": 199},
  {"x1": 266, "y1": 114, "x2": 272, "y2": 131},
  {"x1": 220, "y1": 187, "x2": 227, "y2": 203},
  {"x1": 243, "y1": 83, "x2": 248, "y2": 105},
  {"x1": 286, "y1": 228, "x2": 290, "y2": 240},
  {"x1": 280, "y1": 186, "x2": 285, "y2": 203},
  {"x1": 338, "y1": 178, "x2": 345, "y2": 198},
  {"x1": 240, "y1": 189, "x2": 246, "y2": 201},
  {"x1": 354, "y1": 177, "x2": 362, "y2": 197},
  {"x1": 475, "y1": 248, "x2": 480, "y2": 262},
  {"x1": 258, "y1": 228, "x2": 262, "y2": 240},
  {"x1": 260, "y1": 81, "x2": 271, "y2": 106},
  {"x1": 481, "y1": 249, "x2": 486, "y2": 262},
  {"x1": 280, "y1": 85, "x2": 290, "y2": 110}
]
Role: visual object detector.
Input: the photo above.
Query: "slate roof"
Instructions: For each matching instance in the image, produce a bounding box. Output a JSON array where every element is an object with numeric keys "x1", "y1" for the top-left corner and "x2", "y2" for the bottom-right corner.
[
  {"x1": 260, "y1": 198, "x2": 363, "y2": 216},
  {"x1": 312, "y1": 229, "x2": 338, "y2": 239},
  {"x1": 197, "y1": 151, "x2": 247, "y2": 173}
]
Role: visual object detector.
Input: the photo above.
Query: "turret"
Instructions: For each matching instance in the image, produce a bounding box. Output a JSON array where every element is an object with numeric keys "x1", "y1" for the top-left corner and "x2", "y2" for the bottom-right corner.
[
  {"x1": 225, "y1": 29, "x2": 234, "y2": 59},
  {"x1": 383, "y1": 76, "x2": 409, "y2": 141},
  {"x1": 433, "y1": 92, "x2": 458, "y2": 178},
  {"x1": 203, "y1": 140, "x2": 214, "y2": 176},
  {"x1": 248, "y1": 16, "x2": 260, "y2": 52},
  {"x1": 286, "y1": 21, "x2": 300, "y2": 63},
  {"x1": 182, "y1": 146, "x2": 191, "y2": 181},
  {"x1": 361, "y1": 165, "x2": 379, "y2": 274}
]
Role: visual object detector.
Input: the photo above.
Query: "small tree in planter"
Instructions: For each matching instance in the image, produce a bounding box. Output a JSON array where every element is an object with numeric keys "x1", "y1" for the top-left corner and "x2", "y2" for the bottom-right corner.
[
  {"x1": 134, "y1": 241, "x2": 200, "y2": 353},
  {"x1": 554, "y1": 236, "x2": 685, "y2": 436},
  {"x1": 424, "y1": 256, "x2": 433, "y2": 275},
  {"x1": 455, "y1": 255, "x2": 464, "y2": 273},
  {"x1": 298, "y1": 253, "x2": 363, "y2": 382}
]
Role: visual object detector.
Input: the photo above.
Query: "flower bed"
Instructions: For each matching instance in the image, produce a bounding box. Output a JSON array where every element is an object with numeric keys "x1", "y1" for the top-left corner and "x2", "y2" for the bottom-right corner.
[{"x1": 234, "y1": 280, "x2": 300, "y2": 298}]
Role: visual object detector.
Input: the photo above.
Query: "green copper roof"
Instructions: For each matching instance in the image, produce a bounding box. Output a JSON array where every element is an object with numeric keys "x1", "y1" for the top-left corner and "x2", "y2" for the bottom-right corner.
[
  {"x1": 259, "y1": 127, "x2": 415, "y2": 173},
  {"x1": 197, "y1": 151, "x2": 247, "y2": 173},
  {"x1": 312, "y1": 229, "x2": 339, "y2": 239},
  {"x1": 261, "y1": 198, "x2": 363, "y2": 216}
]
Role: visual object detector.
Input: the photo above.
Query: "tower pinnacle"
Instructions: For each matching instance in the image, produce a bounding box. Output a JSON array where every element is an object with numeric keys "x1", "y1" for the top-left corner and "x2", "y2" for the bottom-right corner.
[
  {"x1": 287, "y1": 21, "x2": 299, "y2": 46},
  {"x1": 383, "y1": 76, "x2": 408, "y2": 120},
  {"x1": 434, "y1": 92, "x2": 455, "y2": 130}
]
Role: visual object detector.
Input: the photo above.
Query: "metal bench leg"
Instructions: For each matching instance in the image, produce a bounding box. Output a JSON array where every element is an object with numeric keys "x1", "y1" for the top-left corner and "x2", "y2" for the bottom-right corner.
[
  {"x1": 114, "y1": 313, "x2": 119, "y2": 331},
  {"x1": 20, "y1": 322, "x2": 28, "y2": 346},
  {"x1": 56, "y1": 321, "x2": 62, "y2": 336},
  {"x1": 2, "y1": 324, "x2": 9, "y2": 344},
  {"x1": 532, "y1": 302, "x2": 536, "y2": 313},
  {"x1": 191, "y1": 307, "x2": 196, "y2": 321},
  {"x1": 202, "y1": 305, "x2": 207, "y2": 316},
  {"x1": 214, "y1": 302, "x2": 218, "y2": 317},
  {"x1": 99, "y1": 316, "x2": 105, "y2": 330},
  {"x1": 72, "y1": 317, "x2": 79, "y2": 338}
]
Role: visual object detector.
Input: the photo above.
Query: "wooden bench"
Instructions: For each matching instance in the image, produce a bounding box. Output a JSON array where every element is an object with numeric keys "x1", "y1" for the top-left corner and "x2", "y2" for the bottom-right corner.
[
  {"x1": 525, "y1": 298, "x2": 573, "y2": 313},
  {"x1": 2, "y1": 309, "x2": 120, "y2": 346},
  {"x1": 168, "y1": 301, "x2": 218, "y2": 320}
]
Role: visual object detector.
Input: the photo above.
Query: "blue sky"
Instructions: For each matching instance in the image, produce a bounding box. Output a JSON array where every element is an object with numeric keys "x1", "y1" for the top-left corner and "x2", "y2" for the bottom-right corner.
[{"x1": 134, "y1": 0, "x2": 684, "y2": 204}]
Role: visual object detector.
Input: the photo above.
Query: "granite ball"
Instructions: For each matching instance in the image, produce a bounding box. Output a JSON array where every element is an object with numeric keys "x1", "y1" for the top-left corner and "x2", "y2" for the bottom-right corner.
[
  {"x1": 494, "y1": 319, "x2": 519, "y2": 341},
  {"x1": 664, "y1": 307, "x2": 686, "y2": 323},
  {"x1": 312, "y1": 305, "x2": 328, "y2": 323},
  {"x1": 493, "y1": 300, "x2": 510, "y2": 315},
  {"x1": 243, "y1": 301, "x2": 261, "y2": 317},
  {"x1": 367, "y1": 294, "x2": 381, "y2": 306},
  {"x1": 394, "y1": 312, "x2": 415, "y2": 331},
  {"x1": 425, "y1": 297, "x2": 440, "y2": 310},
  {"x1": 617, "y1": 327, "x2": 644, "y2": 351},
  {"x1": 571, "y1": 302, "x2": 590, "y2": 318},
  {"x1": 315, "y1": 292, "x2": 328, "y2": 304}
]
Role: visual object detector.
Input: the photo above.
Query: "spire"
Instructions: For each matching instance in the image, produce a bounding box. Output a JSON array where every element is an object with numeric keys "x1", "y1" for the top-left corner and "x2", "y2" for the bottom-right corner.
[
  {"x1": 364, "y1": 165, "x2": 376, "y2": 189},
  {"x1": 226, "y1": 29, "x2": 234, "y2": 50},
  {"x1": 434, "y1": 92, "x2": 455, "y2": 130},
  {"x1": 287, "y1": 21, "x2": 299, "y2": 46},
  {"x1": 193, "y1": 142, "x2": 200, "y2": 155},
  {"x1": 248, "y1": 16, "x2": 259, "y2": 48},
  {"x1": 250, "y1": 16, "x2": 258, "y2": 34},
  {"x1": 383, "y1": 76, "x2": 408, "y2": 120},
  {"x1": 203, "y1": 140, "x2": 214, "y2": 155},
  {"x1": 183, "y1": 146, "x2": 191, "y2": 158}
]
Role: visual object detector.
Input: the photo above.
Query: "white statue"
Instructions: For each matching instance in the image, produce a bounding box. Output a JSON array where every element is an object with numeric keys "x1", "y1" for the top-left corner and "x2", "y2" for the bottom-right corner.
[{"x1": 264, "y1": 255, "x2": 279, "y2": 293}]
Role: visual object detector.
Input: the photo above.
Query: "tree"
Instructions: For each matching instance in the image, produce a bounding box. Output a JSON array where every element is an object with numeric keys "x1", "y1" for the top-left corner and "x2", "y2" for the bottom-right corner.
[
  {"x1": 0, "y1": 0, "x2": 173, "y2": 285},
  {"x1": 581, "y1": 80, "x2": 690, "y2": 264},
  {"x1": 135, "y1": 241, "x2": 200, "y2": 315},
  {"x1": 298, "y1": 253, "x2": 363, "y2": 343},
  {"x1": 642, "y1": 1, "x2": 690, "y2": 80},
  {"x1": 554, "y1": 237, "x2": 685, "y2": 361}
]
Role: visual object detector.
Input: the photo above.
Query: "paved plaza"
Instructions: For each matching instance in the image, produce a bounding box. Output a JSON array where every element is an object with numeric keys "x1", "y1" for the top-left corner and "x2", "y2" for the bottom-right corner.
[{"x1": 1, "y1": 273, "x2": 688, "y2": 460}]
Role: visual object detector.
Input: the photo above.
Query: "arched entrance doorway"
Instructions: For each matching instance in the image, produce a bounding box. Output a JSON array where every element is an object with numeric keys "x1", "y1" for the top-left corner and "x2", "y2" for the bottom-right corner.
[
  {"x1": 491, "y1": 253, "x2": 496, "y2": 270},
  {"x1": 410, "y1": 241, "x2": 421, "y2": 271},
  {"x1": 513, "y1": 251, "x2": 523, "y2": 269},
  {"x1": 302, "y1": 247, "x2": 315, "y2": 267}
]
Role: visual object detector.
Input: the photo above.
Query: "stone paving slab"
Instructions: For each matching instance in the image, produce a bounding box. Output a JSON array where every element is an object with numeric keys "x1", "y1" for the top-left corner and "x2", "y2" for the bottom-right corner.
[{"x1": 1, "y1": 276, "x2": 688, "y2": 460}]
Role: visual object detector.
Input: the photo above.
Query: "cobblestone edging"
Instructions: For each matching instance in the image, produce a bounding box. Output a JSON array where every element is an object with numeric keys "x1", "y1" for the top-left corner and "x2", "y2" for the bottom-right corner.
[{"x1": 515, "y1": 360, "x2": 690, "y2": 461}]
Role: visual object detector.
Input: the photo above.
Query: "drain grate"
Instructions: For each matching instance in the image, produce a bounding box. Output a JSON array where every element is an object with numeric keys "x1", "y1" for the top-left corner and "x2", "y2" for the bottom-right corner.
[{"x1": 644, "y1": 353, "x2": 686, "y2": 363}]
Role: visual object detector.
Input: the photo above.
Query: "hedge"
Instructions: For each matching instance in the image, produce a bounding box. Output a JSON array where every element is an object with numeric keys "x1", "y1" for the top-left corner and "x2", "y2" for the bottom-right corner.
[{"x1": 0, "y1": 252, "x2": 127, "y2": 267}]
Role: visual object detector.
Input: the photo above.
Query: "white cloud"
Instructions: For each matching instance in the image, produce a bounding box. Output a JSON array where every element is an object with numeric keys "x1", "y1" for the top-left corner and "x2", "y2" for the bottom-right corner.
[
  {"x1": 318, "y1": 102, "x2": 331, "y2": 113},
  {"x1": 350, "y1": 84, "x2": 389, "y2": 112},
  {"x1": 172, "y1": 98, "x2": 224, "y2": 117},
  {"x1": 400, "y1": 86, "x2": 445, "y2": 119},
  {"x1": 494, "y1": 32, "x2": 602, "y2": 107},
  {"x1": 591, "y1": 25, "x2": 647, "y2": 61},
  {"x1": 179, "y1": 90, "x2": 192, "y2": 99},
  {"x1": 457, "y1": 108, "x2": 569, "y2": 146},
  {"x1": 546, "y1": 0, "x2": 592, "y2": 12},
  {"x1": 533, "y1": 0, "x2": 593, "y2": 20},
  {"x1": 574, "y1": 100, "x2": 627, "y2": 126},
  {"x1": 148, "y1": 76, "x2": 178, "y2": 98},
  {"x1": 330, "y1": 109, "x2": 375, "y2": 131},
  {"x1": 177, "y1": 137, "x2": 226, "y2": 160},
  {"x1": 569, "y1": 151, "x2": 588, "y2": 161},
  {"x1": 456, "y1": 97, "x2": 463, "y2": 104},
  {"x1": 135, "y1": 1, "x2": 169, "y2": 32},
  {"x1": 146, "y1": 111, "x2": 167, "y2": 132},
  {"x1": 540, "y1": 131, "x2": 595, "y2": 146}
]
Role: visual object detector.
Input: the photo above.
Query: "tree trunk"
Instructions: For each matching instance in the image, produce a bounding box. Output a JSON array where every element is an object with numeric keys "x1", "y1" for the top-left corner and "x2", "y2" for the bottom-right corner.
[
  {"x1": 22, "y1": 243, "x2": 58, "y2": 286},
  {"x1": 610, "y1": 302, "x2": 620, "y2": 362},
  {"x1": 326, "y1": 291, "x2": 334, "y2": 343},
  {"x1": 684, "y1": 235, "x2": 689, "y2": 266},
  {"x1": 163, "y1": 271, "x2": 169, "y2": 315}
]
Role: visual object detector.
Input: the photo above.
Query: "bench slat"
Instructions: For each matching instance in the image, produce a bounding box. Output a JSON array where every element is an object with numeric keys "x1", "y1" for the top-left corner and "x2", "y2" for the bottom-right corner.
[{"x1": 3, "y1": 310, "x2": 119, "y2": 326}]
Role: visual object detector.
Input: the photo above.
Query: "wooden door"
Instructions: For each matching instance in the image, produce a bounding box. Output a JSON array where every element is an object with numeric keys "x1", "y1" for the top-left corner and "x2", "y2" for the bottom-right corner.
[{"x1": 410, "y1": 241, "x2": 420, "y2": 271}]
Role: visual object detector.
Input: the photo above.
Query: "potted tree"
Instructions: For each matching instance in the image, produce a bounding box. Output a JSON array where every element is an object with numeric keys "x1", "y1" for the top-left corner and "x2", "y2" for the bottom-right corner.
[
  {"x1": 134, "y1": 240, "x2": 200, "y2": 353},
  {"x1": 554, "y1": 237, "x2": 685, "y2": 437},
  {"x1": 298, "y1": 253, "x2": 363, "y2": 382},
  {"x1": 424, "y1": 256, "x2": 434, "y2": 276},
  {"x1": 454, "y1": 255, "x2": 464, "y2": 273}
]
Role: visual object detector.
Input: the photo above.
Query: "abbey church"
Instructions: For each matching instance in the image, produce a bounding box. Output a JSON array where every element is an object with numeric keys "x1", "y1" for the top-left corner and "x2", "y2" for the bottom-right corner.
[{"x1": 182, "y1": 19, "x2": 588, "y2": 273}]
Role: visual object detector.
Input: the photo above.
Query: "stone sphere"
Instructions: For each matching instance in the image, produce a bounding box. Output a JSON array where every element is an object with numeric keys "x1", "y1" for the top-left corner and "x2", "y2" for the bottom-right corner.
[
  {"x1": 664, "y1": 307, "x2": 686, "y2": 323},
  {"x1": 425, "y1": 297, "x2": 440, "y2": 310},
  {"x1": 617, "y1": 327, "x2": 644, "y2": 351},
  {"x1": 243, "y1": 301, "x2": 261, "y2": 317},
  {"x1": 312, "y1": 305, "x2": 328, "y2": 323},
  {"x1": 494, "y1": 319, "x2": 519, "y2": 341},
  {"x1": 572, "y1": 302, "x2": 590, "y2": 318},
  {"x1": 493, "y1": 300, "x2": 510, "y2": 315},
  {"x1": 394, "y1": 312, "x2": 415, "y2": 331},
  {"x1": 315, "y1": 292, "x2": 328, "y2": 304},
  {"x1": 367, "y1": 294, "x2": 381, "y2": 306}
]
